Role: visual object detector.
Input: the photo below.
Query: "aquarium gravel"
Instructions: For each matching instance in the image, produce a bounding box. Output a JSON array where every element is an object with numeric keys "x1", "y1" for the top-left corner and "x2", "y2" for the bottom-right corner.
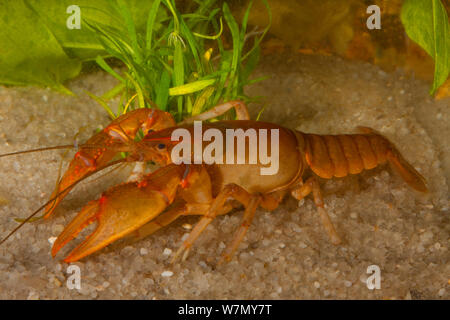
[{"x1": 0, "y1": 53, "x2": 448, "y2": 299}]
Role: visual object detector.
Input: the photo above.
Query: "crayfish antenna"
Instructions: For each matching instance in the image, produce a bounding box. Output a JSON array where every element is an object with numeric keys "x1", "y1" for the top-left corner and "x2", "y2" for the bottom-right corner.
[
  {"x1": 0, "y1": 145, "x2": 76, "y2": 158},
  {"x1": 0, "y1": 143, "x2": 111, "y2": 158},
  {"x1": 0, "y1": 200, "x2": 52, "y2": 246}
]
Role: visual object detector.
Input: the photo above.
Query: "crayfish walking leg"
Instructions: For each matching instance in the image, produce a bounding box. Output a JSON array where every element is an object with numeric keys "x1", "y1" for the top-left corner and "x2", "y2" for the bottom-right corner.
[
  {"x1": 171, "y1": 183, "x2": 253, "y2": 262},
  {"x1": 130, "y1": 202, "x2": 235, "y2": 241},
  {"x1": 291, "y1": 177, "x2": 342, "y2": 245}
]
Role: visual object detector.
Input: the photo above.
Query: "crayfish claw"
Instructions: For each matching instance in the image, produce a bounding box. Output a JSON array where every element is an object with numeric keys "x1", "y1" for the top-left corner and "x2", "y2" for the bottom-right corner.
[
  {"x1": 52, "y1": 166, "x2": 183, "y2": 262},
  {"x1": 51, "y1": 200, "x2": 100, "y2": 259}
]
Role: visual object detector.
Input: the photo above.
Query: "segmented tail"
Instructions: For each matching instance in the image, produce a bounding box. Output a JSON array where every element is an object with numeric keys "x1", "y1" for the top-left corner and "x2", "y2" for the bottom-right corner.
[{"x1": 300, "y1": 127, "x2": 428, "y2": 192}]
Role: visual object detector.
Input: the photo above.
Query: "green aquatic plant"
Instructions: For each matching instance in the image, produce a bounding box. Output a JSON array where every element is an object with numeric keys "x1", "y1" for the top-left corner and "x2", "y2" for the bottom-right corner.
[
  {"x1": 401, "y1": 0, "x2": 450, "y2": 95},
  {"x1": 86, "y1": 0, "x2": 271, "y2": 120},
  {"x1": 0, "y1": 0, "x2": 271, "y2": 119}
]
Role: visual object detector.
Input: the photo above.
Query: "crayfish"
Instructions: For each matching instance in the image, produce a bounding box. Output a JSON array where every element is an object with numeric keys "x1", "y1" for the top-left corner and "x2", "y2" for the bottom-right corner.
[{"x1": 0, "y1": 100, "x2": 428, "y2": 264}]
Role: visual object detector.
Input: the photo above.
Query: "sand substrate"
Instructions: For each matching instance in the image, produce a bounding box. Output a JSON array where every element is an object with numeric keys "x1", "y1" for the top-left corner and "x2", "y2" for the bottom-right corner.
[{"x1": 0, "y1": 53, "x2": 448, "y2": 299}]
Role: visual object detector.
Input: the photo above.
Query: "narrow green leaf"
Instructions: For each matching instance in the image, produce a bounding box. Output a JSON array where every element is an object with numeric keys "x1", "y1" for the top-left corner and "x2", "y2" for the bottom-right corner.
[
  {"x1": 255, "y1": 103, "x2": 266, "y2": 121},
  {"x1": 186, "y1": 95, "x2": 193, "y2": 114},
  {"x1": 242, "y1": 44, "x2": 260, "y2": 84},
  {"x1": 173, "y1": 41, "x2": 185, "y2": 86},
  {"x1": 95, "y1": 56, "x2": 125, "y2": 82},
  {"x1": 116, "y1": 0, "x2": 142, "y2": 64},
  {"x1": 180, "y1": 19, "x2": 203, "y2": 74},
  {"x1": 244, "y1": 75, "x2": 270, "y2": 86},
  {"x1": 192, "y1": 86, "x2": 215, "y2": 115},
  {"x1": 222, "y1": 3, "x2": 241, "y2": 99},
  {"x1": 85, "y1": 90, "x2": 116, "y2": 119},
  {"x1": 101, "y1": 82, "x2": 126, "y2": 100},
  {"x1": 146, "y1": 0, "x2": 162, "y2": 51},
  {"x1": 156, "y1": 69, "x2": 170, "y2": 110},
  {"x1": 173, "y1": 38, "x2": 185, "y2": 118},
  {"x1": 212, "y1": 50, "x2": 232, "y2": 105},
  {"x1": 125, "y1": 72, "x2": 145, "y2": 108},
  {"x1": 242, "y1": 0, "x2": 271, "y2": 61},
  {"x1": 193, "y1": 17, "x2": 223, "y2": 40},
  {"x1": 169, "y1": 79, "x2": 216, "y2": 96},
  {"x1": 239, "y1": 0, "x2": 253, "y2": 49}
]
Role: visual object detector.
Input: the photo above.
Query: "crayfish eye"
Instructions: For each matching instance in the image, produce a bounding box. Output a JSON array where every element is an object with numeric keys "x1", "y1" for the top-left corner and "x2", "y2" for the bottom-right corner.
[{"x1": 157, "y1": 143, "x2": 166, "y2": 150}]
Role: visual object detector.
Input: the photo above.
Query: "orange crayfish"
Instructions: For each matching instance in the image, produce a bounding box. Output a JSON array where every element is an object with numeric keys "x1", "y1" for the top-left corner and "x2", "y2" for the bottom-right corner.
[{"x1": 0, "y1": 100, "x2": 428, "y2": 264}]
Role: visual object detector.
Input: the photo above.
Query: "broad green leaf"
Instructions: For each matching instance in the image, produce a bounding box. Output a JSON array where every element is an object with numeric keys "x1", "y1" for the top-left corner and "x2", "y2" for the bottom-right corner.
[
  {"x1": 401, "y1": 0, "x2": 450, "y2": 95},
  {"x1": 0, "y1": 0, "x2": 156, "y2": 89},
  {"x1": 27, "y1": 0, "x2": 155, "y2": 60},
  {"x1": 0, "y1": 0, "x2": 81, "y2": 92},
  {"x1": 26, "y1": 0, "x2": 114, "y2": 60}
]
